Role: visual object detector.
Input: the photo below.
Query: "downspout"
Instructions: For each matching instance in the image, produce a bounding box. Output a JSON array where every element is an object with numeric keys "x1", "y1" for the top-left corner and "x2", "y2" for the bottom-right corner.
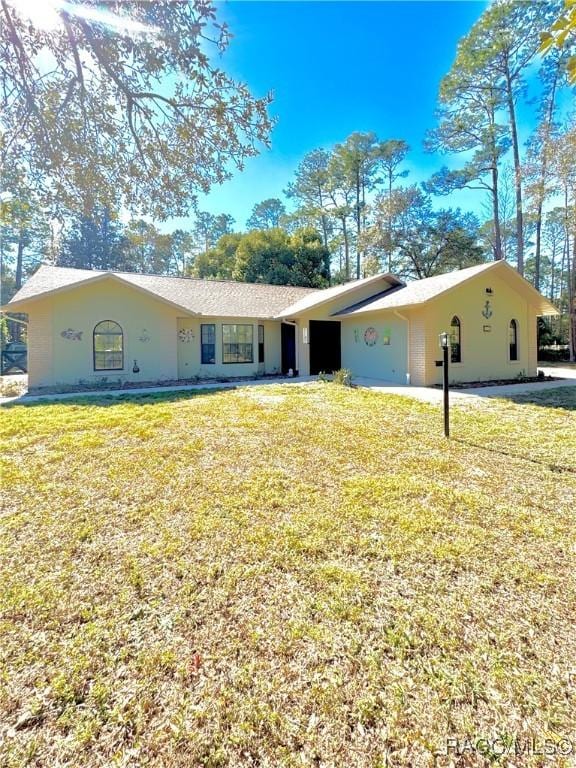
[
  {"x1": 394, "y1": 309, "x2": 410, "y2": 385},
  {"x1": 281, "y1": 319, "x2": 299, "y2": 374}
]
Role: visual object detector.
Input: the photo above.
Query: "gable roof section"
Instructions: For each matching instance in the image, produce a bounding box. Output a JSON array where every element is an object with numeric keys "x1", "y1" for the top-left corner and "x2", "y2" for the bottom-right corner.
[
  {"x1": 115, "y1": 271, "x2": 316, "y2": 318},
  {"x1": 4, "y1": 265, "x2": 317, "y2": 319},
  {"x1": 4, "y1": 261, "x2": 558, "y2": 320},
  {"x1": 5, "y1": 265, "x2": 107, "y2": 306},
  {"x1": 336, "y1": 261, "x2": 558, "y2": 317},
  {"x1": 276, "y1": 272, "x2": 404, "y2": 318}
]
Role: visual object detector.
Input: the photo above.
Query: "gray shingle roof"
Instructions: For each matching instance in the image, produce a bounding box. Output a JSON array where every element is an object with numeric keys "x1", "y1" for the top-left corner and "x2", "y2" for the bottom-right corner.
[
  {"x1": 337, "y1": 263, "x2": 494, "y2": 312},
  {"x1": 276, "y1": 272, "x2": 403, "y2": 318},
  {"x1": 5, "y1": 265, "x2": 318, "y2": 319},
  {"x1": 336, "y1": 261, "x2": 558, "y2": 316},
  {"x1": 4, "y1": 261, "x2": 558, "y2": 320}
]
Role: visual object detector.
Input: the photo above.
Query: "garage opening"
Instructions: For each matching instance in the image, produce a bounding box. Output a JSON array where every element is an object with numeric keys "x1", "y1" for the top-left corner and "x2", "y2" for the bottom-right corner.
[{"x1": 309, "y1": 320, "x2": 341, "y2": 375}]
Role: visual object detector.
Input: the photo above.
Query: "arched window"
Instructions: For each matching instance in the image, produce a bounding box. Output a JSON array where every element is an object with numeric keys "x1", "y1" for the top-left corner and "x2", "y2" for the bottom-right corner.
[
  {"x1": 509, "y1": 319, "x2": 518, "y2": 361},
  {"x1": 450, "y1": 316, "x2": 461, "y2": 363},
  {"x1": 93, "y1": 321, "x2": 123, "y2": 371}
]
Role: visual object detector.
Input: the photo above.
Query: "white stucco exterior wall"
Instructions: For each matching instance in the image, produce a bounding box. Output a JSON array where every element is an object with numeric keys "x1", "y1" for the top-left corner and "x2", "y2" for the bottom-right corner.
[
  {"x1": 340, "y1": 313, "x2": 408, "y2": 384},
  {"x1": 24, "y1": 279, "x2": 182, "y2": 388},
  {"x1": 23, "y1": 279, "x2": 284, "y2": 388},
  {"x1": 17, "y1": 265, "x2": 551, "y2": 391},
  {"x1": 410, "y1": 270, "x2": 539, "y2": 386},
  {"x1": 177, "y1": 317, "x2": 281, "y2": 379}
]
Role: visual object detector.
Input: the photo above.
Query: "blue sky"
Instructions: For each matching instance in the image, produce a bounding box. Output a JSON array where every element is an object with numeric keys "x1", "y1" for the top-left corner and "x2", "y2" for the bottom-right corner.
[{"x1": 168, "y1": 0, "x2": 552, "y2": 231}]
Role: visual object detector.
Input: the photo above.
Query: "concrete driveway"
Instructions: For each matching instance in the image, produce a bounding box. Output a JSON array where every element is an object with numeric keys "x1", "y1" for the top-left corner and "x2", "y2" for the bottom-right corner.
[{"x1": 355, "y1": 366, "x2": 576, "y2": 405}]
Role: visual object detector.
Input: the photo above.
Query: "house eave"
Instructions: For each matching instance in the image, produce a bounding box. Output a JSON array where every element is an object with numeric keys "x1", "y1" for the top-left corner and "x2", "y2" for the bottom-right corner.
[
  {"x1": 2, "y1": 272, "x2": 201, "y2": 317},
  {"x1": 334, "y1": 261, "x2": 559, "y2": 317},
  {"x1": 275, "y1": 273, "x2": 404, "y2": 319}
]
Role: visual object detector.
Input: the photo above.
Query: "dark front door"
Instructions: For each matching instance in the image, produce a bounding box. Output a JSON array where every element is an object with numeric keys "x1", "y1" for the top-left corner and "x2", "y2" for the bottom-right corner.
[
  {"x1": 309, "y1": 320, "x2": 341, "y2": 375},
  {"x1": 281, "y1": 323, "x2": 296, "y2": 374}
]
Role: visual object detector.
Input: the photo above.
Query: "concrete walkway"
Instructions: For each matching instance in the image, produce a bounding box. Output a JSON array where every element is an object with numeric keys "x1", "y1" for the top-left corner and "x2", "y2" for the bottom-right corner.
[
  {"x1": 1, "y1": 367, "x2": 575, "y2": 407},
  {"x1": 355, "y1": 372, "x2": 576, "y2": 406},
  {"x1": 537, "y1": 365, "x2": 576, "y2": 380}
]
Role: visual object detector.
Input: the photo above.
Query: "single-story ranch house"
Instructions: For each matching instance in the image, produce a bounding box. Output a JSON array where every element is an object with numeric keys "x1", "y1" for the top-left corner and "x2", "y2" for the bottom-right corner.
[{"x1": 3, "y1": 260, "x2": 557, "y2": 390}]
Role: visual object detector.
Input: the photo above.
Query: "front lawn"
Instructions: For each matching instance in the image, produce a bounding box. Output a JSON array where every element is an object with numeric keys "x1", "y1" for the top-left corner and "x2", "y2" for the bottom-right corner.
[{"x1": 1, "y1": 384, "x2": 575, "y2": 767}]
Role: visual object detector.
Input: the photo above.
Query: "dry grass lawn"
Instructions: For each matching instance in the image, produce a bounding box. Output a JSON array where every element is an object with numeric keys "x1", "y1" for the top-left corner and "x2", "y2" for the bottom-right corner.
[{"x1": 1, "y1": 383, "x2": 575, "y2": 768}]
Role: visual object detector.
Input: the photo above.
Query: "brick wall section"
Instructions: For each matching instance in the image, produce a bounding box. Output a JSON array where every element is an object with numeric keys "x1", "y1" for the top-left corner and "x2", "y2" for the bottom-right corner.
[
  {"x1": 527, "y1": 307, "x2": 538, "y2": 375},
  {"x1": 27, "y1": 301, "x2": 53, "y2": 387},
  {"x1": 408, "y1": 312, "x2": 426, "y2": 386}
]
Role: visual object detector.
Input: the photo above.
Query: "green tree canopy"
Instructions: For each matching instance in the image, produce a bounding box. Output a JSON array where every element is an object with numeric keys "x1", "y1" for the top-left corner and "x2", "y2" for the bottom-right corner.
[
  {"x1": 0, "y1": 1, "x2": 273, "y2": 218},
  {"x1": 58, "y1": 207, "x2": 129, "y2": 272},
  {"x1": 193, "y1": 227, "x2": 331, "y2": 287},
  {"x1": 285, "y1": 149, "x2": 333, "y2": 248},
  {"x1": 192, "y1": 233, "x2": 243, "y2": 280},
  {"x1": 234, "y1": 228, "x2": 329, "y2": 286},
  {"x1": 192, "y1": 212, "x2": 235, "y2": 255},
  {"x1": 246, "y1": 199, "x2": 287, "y2": 230},
  {"x1": 386, "y1": 187, "x2": 486, "y2": 279},
  {"x1": 0, "y1": 162, "x2": 52, "y2": 291},
  {"x1": 540, "y1": 0, "x2": 576, "y2": 82}
]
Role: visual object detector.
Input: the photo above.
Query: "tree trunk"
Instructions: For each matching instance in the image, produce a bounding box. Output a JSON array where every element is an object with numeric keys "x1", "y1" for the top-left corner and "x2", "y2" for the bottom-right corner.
[
  {"x1": 320, "y1": 214, "x2": 329, "y2": 249},
  {"x1": 559, "y1": 235, "x2": 567, "y2": 319},
  {"x1": 562, "y1": 186, "x2": 575, "y2": 361},
  {"x1": 570, "y1": 231, "x2": 576, "y2": 362},
  {"x1": 549, "y1": 241, "x2": 556, "y2": 301},
  {"x1": 534, "y1": 211, "x2": 543, "y2": 290},
  {"x1": 342, "y1": 217, "x2": 350, "y2": 280},
  {"x1": 317, "y1": 185, "x2": 330, "y2": 253},
  {"x1": 15, "y1": 229, "x2": 25, "y2": 289},
  {"x1": 355, "y1": 166, "x2": 361, "y2": 279},
  {"x1": 491, "y1": 166, "x2": 503, "y2": 260},
  {"x1": 568, "y1": 253, "x2": 575, "y2": 362},
  {"x1": 361, "y1": 178, "x2": 367, "y2": 277},
  {"x1": 387, "y1": 172, "x2": 393, "y2": 272},
  {"x1": 533, "y1": 65, "x2": 559, "y2": 291},
  {"x1": 487, "y1": 98, "x2": 503, "y2": 261},
  {"x1": 504, "y1": 62, "x2": 524, "y2": 275}
]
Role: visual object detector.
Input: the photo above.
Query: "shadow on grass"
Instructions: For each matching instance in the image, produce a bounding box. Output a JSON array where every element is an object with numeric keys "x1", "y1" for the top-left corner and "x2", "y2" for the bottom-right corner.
[
  {"x1": 0, "y1": 386, "x2": 231, "y2": 409},
  {"x1": 500, "y1": 387, "x2": 576, "y2": 411},
  {"x1": 452, "y1": 437, "x2": 576, "y2": 475}
]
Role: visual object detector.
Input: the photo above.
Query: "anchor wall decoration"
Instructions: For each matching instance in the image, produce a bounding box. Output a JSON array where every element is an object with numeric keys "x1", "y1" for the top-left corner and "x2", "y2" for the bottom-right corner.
[{"x1": 482, "y1": 300, "x2": 493, "y2": 319}]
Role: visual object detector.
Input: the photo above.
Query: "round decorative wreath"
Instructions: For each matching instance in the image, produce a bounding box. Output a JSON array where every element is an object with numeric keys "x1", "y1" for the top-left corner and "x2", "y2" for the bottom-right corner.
[
  {"x1": 178, "y1": 328, "x2": 195, "y2": 343},
  {"x1": 364, "y1": 327, "x2": 378, "y2": 346}
]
